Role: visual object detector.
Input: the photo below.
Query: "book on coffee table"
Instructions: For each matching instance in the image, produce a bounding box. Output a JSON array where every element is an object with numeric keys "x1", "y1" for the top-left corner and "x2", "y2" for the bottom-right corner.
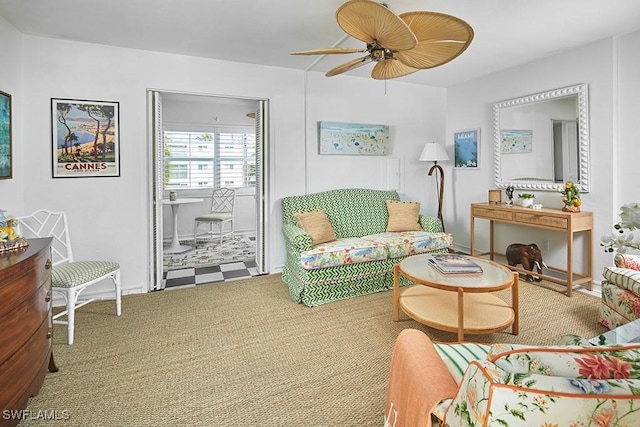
[{"x1": 427, "y1": 254, "x2": 483, "y2": 274}]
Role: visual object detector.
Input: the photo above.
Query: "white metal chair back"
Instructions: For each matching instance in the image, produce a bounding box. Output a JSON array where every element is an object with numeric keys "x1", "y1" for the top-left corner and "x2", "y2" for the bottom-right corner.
[
  {"x1": 19, "y1": 209, "x2": 73, "y2": 266},
  {"x1": 210, "y1": 187, "x2": 236, "y2": 214}
]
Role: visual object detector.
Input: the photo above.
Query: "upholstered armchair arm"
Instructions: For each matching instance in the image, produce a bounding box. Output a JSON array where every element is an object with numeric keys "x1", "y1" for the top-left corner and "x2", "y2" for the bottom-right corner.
[
  {"x1": 282, "y1": 223, "x2": 313, "y2": 253},
  {"x1": 419, "y1": 215, "x2": 444, "y2": 233},
  {"x1": 385, "y1": 329, "x2": 459, "y2": 427}
]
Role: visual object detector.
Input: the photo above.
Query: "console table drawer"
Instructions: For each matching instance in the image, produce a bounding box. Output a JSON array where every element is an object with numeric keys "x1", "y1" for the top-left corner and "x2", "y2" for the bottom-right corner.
[
  {"x1": 515, "y1": 213, "x2": 568, "y2": 229},
  {"x1": 473, "y1": 207, "x2": 513, "y2": 221}
]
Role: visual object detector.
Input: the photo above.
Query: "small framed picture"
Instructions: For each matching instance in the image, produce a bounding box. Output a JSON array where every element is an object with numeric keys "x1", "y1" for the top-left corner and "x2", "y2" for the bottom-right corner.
[
  {"x1": 51, "y1": 98, "x2": 120, "y2": 178},
  {"x1": 0, "y1": 90, "x2": 12, "y2": 180},
  {"x1": 454, "y1": 128, "x2": 480, "y2": 169}
]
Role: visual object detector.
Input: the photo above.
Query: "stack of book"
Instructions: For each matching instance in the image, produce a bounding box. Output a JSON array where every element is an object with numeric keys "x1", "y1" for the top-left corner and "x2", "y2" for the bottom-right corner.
[{"x1": 427, "y1": 254, "x2": 483, "y2": 274}]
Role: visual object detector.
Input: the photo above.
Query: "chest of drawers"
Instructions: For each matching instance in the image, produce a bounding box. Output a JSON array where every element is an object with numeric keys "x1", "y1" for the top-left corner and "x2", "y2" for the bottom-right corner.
[{"x1": 0, "y1": 238, "x2": 58, "y2": 427}]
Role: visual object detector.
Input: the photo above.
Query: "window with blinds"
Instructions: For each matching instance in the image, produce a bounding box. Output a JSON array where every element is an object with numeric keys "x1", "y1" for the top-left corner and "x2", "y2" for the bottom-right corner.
[{"x1": 164, "y1": 129, "x2": 256, "y2": 190}]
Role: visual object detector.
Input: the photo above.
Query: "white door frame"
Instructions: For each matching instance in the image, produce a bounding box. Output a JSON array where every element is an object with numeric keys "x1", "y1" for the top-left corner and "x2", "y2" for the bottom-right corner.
[{"x1": 146, "y1": 90, "x2": 269, "y2": 291}]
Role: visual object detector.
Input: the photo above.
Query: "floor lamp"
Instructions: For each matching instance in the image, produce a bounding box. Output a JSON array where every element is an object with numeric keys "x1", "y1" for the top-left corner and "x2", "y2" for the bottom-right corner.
[{"x1": 419, "y1": 142, "x2": 450, "y2": 232}]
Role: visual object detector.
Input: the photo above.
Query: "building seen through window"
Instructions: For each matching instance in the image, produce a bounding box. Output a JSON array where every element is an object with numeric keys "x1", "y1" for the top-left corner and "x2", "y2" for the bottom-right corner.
[{"x1": 164, "y1": 129, "x2": 256, "y2": 190}]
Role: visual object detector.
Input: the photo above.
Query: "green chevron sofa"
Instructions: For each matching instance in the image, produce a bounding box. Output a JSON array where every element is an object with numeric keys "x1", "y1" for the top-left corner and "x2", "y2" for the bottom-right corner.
[{"x1": 281, "y1": 188, "x2": 453, "y2": 306}]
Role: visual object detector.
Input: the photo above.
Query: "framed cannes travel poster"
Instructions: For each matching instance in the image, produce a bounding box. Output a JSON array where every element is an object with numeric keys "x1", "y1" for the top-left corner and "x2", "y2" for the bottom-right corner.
[
  {"x1": 0, "y1": 91, "x2": 11, "y2": 179},
  {"x1": 51, "y1": 98, "x2": 120, "y2": 178},
  {"x1": 454, "y1": 128, "x2": 480, "y2": 169}
]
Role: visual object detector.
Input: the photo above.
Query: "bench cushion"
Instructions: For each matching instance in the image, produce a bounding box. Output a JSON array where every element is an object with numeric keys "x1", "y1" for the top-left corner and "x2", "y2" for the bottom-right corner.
[
  {"x1": 361, "y1": 231, "x2": 453, "y2": 258},
  {"x1": 53, "y1": 261, "x2": 120, "y2": 288},
  {"x1": 299, "y1": 237, "x2": 387, "y2": 270}
]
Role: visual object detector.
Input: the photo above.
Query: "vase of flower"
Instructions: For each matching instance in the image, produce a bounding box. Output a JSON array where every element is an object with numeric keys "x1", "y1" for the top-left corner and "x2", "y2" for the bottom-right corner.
[{"x1": 518, "y1": 193, "x2": 535, "y2": 208}]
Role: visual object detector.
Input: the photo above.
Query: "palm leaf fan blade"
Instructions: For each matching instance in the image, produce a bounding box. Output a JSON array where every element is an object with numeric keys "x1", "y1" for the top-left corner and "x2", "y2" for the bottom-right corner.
[
  {"x1": 326, "y1": 56, "x2": 373, "y2": 77},
  {"x1": 291, "y1": 47, "x2": 366, "y2": 55},
  {"x1": 396, "y1": 12, "x2": 473, "y2": 69},
  {"x1": 371, "y1": 59, "x2": 418, "y2": 80},
  {"x1": 336, "y1": 0, "x2": 416, "y2": 50}
]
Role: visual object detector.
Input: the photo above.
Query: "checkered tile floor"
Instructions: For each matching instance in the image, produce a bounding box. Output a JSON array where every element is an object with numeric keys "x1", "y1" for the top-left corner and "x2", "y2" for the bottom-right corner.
[{"x1": 163, "y1": 260, "x2": 258, "y2": 290}]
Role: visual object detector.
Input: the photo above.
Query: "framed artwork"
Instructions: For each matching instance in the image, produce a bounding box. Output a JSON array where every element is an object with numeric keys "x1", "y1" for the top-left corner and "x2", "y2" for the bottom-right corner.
[
  {"x1": 454, "y1": 128, "x2": 480, "y2": 168},
  {"x1": 318, "y1": 121, "x2": 390, "y2": 155},
  {"x1": 51, "y1": 98, "x2": 120, "y2": 178},
  {"x1": 0, "y1": 91, "x2": 11, "y2": 179},
  {"x1": 500, "y1": 129, "x2": 533, "y2": 154}
]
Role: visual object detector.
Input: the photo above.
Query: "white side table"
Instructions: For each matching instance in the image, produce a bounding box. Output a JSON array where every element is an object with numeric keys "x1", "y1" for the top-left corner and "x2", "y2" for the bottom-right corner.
[{"x1": 162, "y1": 198, "x2": 203, "y2": 254}]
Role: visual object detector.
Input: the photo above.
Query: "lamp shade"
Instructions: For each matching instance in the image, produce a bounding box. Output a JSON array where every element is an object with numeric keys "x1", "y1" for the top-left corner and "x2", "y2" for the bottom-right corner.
[{"x1": 419, "y1": 142, "x2": 449, "y2": 162}]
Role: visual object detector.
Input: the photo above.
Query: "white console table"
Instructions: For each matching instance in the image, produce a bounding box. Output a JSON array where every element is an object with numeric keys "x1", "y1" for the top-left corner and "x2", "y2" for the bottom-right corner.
[{"x1": 470, "y1": 202, "x2": 593, "y2": 297}]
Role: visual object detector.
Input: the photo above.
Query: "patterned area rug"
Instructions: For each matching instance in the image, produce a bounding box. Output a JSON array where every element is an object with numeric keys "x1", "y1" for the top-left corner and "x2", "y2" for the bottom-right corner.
[{"x1": 163, "y1": 235, "x2": 255, "y2": 270}]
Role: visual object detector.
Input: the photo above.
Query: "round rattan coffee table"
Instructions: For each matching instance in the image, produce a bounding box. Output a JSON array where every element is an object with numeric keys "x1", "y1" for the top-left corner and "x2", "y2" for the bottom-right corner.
[{"x1": 393, "y1": 254, "x2": 519, "y2": 342}]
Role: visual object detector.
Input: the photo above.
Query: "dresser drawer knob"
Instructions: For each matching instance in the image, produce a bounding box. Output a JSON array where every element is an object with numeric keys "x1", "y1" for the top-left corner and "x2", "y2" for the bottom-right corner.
[
  {"x1": 45, "y1": 259, "x2": 52, "y2": 269},
  {"x1": 45, "y1": 291, "x2": 52, "y2": 302},
  {"x1": 46, "y1": 329, "x2": 53, "y2": 339}
]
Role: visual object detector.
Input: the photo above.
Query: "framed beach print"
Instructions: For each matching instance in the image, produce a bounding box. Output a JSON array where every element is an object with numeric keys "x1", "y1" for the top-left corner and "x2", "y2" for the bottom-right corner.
[
  {"x1": 0, "y1": 91, "x2": 11, "y2": 179},
  {"x1": 500, "y1": 129, "x2": 533, "y2": 154},
  {"x1": 51, "y1": 98, "x2": 120, "y2": 178},
  {"x1": 318, "y1": 121, "x2": 390, "y2": 155},
  {"x1": 454, "y1": 128, "x2": 480, "y2": 168}
]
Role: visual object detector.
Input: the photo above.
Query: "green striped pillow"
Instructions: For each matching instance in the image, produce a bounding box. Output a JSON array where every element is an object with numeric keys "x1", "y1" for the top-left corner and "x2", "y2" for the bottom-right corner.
[
  {"x1": 434, "y1": 342, "x2": 490, "y2": 384},
  {"x1": 603, "y1": 266, "x2": 640, "y2": 294}
]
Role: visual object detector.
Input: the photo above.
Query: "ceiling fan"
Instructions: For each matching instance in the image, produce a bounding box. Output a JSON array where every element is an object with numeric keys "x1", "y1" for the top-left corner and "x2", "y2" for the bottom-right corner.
[{"x1": 291, "y1": 0, "x2": 474, "y2": 80}]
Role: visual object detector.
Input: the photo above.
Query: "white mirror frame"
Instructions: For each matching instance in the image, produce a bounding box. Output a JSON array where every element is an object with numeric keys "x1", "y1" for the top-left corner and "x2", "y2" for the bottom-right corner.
[{"x1": 493, "y1": 83, "x2": 590, "y2": 192}]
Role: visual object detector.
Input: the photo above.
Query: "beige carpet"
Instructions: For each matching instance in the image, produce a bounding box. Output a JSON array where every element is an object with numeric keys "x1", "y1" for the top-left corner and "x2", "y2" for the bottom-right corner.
[{"x1": 22, "y1": 274, "x2": 605, "y2": 427}]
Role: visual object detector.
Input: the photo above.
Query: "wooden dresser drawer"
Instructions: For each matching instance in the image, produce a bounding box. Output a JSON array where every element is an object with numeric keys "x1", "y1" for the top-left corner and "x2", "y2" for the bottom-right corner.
[
  {"x1": 0, "y1": 283, "x2": 50, "y2": 367},
  {"x1": 0, "y1": 248, "x2": 50, "y2": 314},
  {"x1": 515, "y1": 212, "x2": 568, "y2": 229},
  {"x1": 0, "y1": 318, "x2": 51, "y2": 418},
  {"x1": 473, "y1": 207, "x2": 514, "y2": 221}
]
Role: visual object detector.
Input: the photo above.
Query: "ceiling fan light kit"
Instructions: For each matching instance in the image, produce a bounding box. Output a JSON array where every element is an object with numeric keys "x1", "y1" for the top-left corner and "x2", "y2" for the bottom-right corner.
[{"x1": 291, "y1": 0, "x2": 474, "y2": 80}]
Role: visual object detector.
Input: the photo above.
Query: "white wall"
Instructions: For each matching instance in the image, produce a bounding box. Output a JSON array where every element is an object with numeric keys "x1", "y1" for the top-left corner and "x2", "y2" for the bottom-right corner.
[
  {"x1": 617, "y1": 31, "x2": 640, "y2": 204},
  {"x1": 304, "y1": 72, "x2": 447, "y2": 217},
  {"x1": 5, "y1": 24, "x2": 445, "y2": 296},
  {"x1": 16, "y1": 34, "x2": 305, "y2": 295},
  {"x1": 446, "y1": 32, "x2": 640, "y2": 282},
  {"x1": 6, "y1": 14, "x2": 638, "y2": 296}
]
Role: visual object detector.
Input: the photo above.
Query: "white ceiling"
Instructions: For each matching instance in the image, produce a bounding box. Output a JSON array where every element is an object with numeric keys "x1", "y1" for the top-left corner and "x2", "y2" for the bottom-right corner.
[{"x1": 1, "y1": 0, "x2": 639, "y2": 87}]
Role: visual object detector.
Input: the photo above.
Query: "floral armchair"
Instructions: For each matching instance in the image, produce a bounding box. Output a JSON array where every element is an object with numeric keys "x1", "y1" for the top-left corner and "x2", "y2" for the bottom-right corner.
[
  {"x1": 599, "y1": 253, "x2": 640, "y2": 329},
  {"x1": 385, "y1": 329, "x2": 640, "y2": 427}
]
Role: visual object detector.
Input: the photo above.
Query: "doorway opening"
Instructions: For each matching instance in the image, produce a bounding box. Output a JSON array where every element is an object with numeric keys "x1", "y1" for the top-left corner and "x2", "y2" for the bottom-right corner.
[{"x1": 147, "y1": 91, "x2": 269, "y2": 291}]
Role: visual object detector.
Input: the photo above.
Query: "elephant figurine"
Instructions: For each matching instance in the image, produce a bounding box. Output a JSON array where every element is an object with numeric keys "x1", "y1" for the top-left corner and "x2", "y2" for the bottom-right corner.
[{"x1": 505, "y1": 243, "x2": 544, "y2": 282}]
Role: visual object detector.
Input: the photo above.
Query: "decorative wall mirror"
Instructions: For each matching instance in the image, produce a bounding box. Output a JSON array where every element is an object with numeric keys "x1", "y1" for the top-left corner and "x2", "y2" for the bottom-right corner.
[{"x1": 493, "y1": 83, "x2": 590, "y2": 192}]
